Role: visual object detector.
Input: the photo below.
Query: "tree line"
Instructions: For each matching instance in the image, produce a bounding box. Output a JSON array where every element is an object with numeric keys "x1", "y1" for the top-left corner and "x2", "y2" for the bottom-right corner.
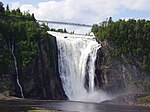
[
  {"x1": 0, "y1": 1, "x2": 49, "y2": 75},
  {"x1": 0, "y1": 2, "x2": 35, "y2": 21},
  {"x1": 92, "y1": 17, "x2": 150, "y2": 71}
]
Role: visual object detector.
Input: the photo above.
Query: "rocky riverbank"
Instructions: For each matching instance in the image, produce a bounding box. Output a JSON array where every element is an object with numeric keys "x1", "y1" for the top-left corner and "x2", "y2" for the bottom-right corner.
[
  {"x1": 101, "y1": 93, "x2": 150, "y2": 107},
  {"x1": 0, "y1": 94, "x2": 19, "y2": 100}
]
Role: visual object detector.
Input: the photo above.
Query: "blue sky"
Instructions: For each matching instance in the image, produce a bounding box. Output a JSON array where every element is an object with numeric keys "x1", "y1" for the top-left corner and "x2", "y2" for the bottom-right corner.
[{"x1": 1, "y1": 0, "x2": 150, "y2": 33}]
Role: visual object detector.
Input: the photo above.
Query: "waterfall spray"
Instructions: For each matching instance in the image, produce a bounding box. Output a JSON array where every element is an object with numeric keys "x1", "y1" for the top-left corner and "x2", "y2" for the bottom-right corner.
[{"x1": 48, "y1": 31, "x2": 110, "y2": 103}]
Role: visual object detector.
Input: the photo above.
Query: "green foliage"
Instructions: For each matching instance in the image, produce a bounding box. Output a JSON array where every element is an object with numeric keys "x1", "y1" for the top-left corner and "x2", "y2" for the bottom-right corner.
[
  {"x1": 92, "y1": 18, "x2": 150, "y2": 71},
  {"x1": 50, "y1": 28, "x2": 68, "y2": 33},
  {"x1": 57, "y1": 29, "x2": 64, "y2": 33},
  {"x1": 142, "y1": 82, "x2": 150, "y2": 92},
  {"x1": 137, "y1": 95, "x2": 150, "y2": 105},
  {"x1": 0, "y1": 2, "x2": 35, "y2": 22},
  {"x1": 0, "y1": 1, "x2": 50, "y2": 73},
  {"x1": 0, "y1": 2, "x2": 4, "y2": 13}
]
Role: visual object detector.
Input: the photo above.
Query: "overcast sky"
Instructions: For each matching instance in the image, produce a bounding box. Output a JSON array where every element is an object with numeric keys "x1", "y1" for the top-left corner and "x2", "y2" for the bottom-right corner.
[{"x1": 1, "y1": 0, "x2": 150, "y2": 33}]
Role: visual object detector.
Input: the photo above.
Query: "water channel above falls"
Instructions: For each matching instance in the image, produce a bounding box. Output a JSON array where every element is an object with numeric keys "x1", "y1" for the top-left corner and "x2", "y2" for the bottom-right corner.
[{"x1": 48, "y1": 31, "x2": 110, "y2": 103}]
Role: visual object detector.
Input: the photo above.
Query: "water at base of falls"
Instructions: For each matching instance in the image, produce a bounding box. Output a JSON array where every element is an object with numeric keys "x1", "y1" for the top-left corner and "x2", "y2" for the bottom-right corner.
[{"x1": 48, "y1": 31, "x2": 110, "y2": 103}]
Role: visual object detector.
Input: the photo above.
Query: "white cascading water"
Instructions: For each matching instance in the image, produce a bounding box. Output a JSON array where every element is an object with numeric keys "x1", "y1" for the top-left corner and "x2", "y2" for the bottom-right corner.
[
  {"x1": 48, "y1": 31, "x2": 110, "y2": 103},
  {"x1": 11, "y1": 43, "x2": 24, "y2": 98}
]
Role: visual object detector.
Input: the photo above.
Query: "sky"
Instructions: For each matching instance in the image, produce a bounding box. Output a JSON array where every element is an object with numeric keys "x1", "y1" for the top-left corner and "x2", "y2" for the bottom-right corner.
[{"x1": 1, "y1": 0, "x2": 150, "y2": 33}]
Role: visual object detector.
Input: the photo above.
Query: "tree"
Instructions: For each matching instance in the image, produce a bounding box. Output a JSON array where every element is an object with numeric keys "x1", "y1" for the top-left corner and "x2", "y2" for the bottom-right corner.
[
  {"x1": 64, "y1": 28, "x2": 67, "y2": 33},
  {"x1": 5, "y1": 4, "x2": 10, "y2": 15},
  {"x1": 57, "y1": 29, "x2": 63, "y2": 33},
  {"x1": 0, "y1": 2, "x2": 4, "y2": 13},
  {"x1": 108, "y1": 17, "x2": 113, "y2": 24},
  {"x1": 31, "y1": 13, "x2": 36, "y2": 21},
  {"x1": 6, "y1": 4, "x2": 9, "y2": 11},
  {"x1": 92, "y1": 19, "x2": 150, "y2": 71}
]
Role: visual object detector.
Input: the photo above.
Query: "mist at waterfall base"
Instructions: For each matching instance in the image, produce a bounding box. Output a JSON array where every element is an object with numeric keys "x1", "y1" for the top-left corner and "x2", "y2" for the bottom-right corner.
[{"x1": 48, "y1": 31, "x2": 111, "y2": 103}]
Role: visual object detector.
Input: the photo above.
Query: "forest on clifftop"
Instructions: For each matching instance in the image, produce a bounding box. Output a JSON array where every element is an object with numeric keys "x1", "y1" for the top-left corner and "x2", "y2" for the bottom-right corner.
[
  {"x1": 92, "y1": 17, "x2": 150, "y2": 72},
  {"x1": 0, "y1": 1, "x2": 49, "y2": 76}
]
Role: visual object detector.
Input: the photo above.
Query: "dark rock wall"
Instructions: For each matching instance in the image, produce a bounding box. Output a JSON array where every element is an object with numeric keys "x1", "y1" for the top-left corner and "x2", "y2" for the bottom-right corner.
[
  {"x1": 0, "y1": 61, "x2": 17, "y2": 97},
  {"x1": 21, "y1": 35, "x2": 67, "y2": 99},
  {"x1": 0, "y1": 34, "x2": 67, "y2": 100},
  {"x1": 95, "y1": 38, "x2": 150, "y2": 96},
  {"x1": 1, "y1": 34, "x2": 150, "y2": 99}
]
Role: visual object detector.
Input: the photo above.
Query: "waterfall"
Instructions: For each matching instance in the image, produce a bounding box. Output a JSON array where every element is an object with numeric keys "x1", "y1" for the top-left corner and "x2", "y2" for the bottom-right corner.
[
  {"x1": 11, "y1": 43, "x2": 24, "y2": 98},
  {"x1": 48, "y1": 31, "x2": 110, "y2": 103}
]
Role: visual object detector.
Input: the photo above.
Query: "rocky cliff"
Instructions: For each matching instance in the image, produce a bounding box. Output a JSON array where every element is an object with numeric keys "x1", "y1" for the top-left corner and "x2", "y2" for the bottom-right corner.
[
  {"x1": 0, "y1": 35, "x2": 67, "y2": 100},
  {"x1": 1, "y1": 33, "x2": 150, "y2": 100},
  {"x1": 21, "y1": 35, "x2": 67, "y2": 99},
  {"x1": 95, "y1": 38, "x2": 150, "y2": 96}
]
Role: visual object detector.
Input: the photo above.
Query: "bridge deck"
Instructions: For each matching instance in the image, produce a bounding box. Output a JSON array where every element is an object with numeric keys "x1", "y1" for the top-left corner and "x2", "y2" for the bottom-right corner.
[{"x1": 37, "y1": 20, "x2": 92, "y2": 27}]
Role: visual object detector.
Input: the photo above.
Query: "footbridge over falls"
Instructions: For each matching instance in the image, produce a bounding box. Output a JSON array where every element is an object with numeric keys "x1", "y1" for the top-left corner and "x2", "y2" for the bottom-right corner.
[{"x1": 37, "y1": 20, "x2": 93, "y2": 27}]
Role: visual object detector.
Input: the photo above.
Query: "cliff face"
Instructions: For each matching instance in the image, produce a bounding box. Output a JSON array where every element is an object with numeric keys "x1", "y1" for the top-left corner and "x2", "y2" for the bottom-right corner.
[
  {"x1": 1, "y1": 33, "x2": 149, "y2": 100},
  {"x1": 0, "y1": 35, "x2": 67, "y2": 100},
  {"x1": 21, "y1": 35, "x2": 67, "y2": 99},
  {"x1": 95, "y1": 38, "x2": 150, "y2": 96}
]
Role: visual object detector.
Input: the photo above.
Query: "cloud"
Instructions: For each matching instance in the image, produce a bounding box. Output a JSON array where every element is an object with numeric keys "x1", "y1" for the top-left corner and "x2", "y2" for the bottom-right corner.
[
  {"x1": 10, "y1": 0, "x2": 150, "y2": 22},
  {"x1": 10, "y1": 0, "x2": 121, "y2": 23},
  {"x1": 121, "y1": 0, "x2": 150, "y2": 11},
  {"x1": 10, "y1": 0, "x2": 150, "y2": 33},
  {"x1": 10, "y1": 1, "x2": 20, "y2": 9}
]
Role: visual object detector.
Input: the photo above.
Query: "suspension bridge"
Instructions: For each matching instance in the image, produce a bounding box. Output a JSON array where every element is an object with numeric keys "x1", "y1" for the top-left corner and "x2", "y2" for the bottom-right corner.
[{"x1": 37, "y1": 20, "x2": 93, "y2": 27}]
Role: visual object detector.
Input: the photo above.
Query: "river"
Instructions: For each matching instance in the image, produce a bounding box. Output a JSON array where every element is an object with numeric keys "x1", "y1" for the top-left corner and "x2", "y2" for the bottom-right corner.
[{"x1": 0, "y1": 99, "x2": 149, "y2": 112}]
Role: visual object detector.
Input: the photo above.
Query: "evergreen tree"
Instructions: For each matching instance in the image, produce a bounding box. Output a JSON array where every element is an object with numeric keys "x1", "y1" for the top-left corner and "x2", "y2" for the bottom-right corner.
[
  {"x1": 92, "y1": 18, "x2": 150, "y2": 71},
  {"x1": 0, "y1": 2, "x2": 4, "y2": 13},
  {"x1": 6, "y1": 4, "x2": 9, "y2": 11}
]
